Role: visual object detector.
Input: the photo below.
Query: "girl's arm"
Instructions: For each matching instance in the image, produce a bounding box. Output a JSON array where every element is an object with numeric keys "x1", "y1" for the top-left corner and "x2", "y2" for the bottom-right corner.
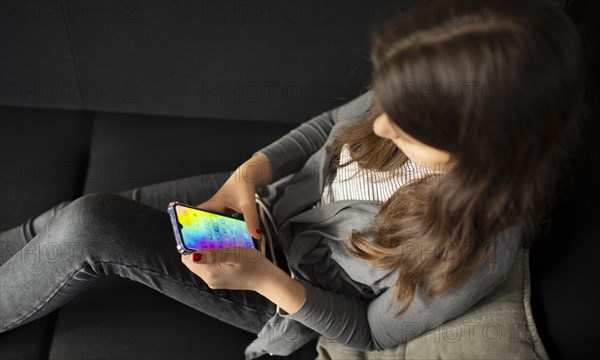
[
  {"x1": 254, "y1": 228, "x2": 521, "y2": 351},
  {"x1": 252, "y1": 91, "x2": 373, "y2": 184},
  {"x1": 238, "y1": 152, "x2": 273, "y2": 188},
  {"x1": 252, "y1": 109, "x2": 335, "y2": 184},
  {"x1": 253, "y1": 260, "x2": 306, "y2": 314}
]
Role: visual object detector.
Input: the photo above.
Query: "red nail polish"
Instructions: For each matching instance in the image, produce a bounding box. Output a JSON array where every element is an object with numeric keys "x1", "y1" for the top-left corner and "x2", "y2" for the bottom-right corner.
[
  {"x1": 255, "y1": 228, "x2": 262, "y2": 235},
  {"x1": 192, "y1": 253, "x2": 202, "y2": 262}
]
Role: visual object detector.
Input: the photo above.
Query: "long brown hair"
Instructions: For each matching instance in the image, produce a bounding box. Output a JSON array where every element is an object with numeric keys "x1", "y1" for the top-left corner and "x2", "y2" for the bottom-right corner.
[{"x1": 328, "y1": 0, "x2": 586, "y2": 316}]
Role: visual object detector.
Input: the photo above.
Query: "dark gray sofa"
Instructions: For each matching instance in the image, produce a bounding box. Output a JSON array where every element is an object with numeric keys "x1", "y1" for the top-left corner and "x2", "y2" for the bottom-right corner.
[{"x1": 0, "y1": 1, "x2": 598, "y2": 359}]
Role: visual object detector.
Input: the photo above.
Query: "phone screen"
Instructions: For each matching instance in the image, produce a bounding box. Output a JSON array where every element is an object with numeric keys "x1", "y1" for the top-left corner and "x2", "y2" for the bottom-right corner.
[{"x1": 174, "y1": 204, "x2": 255, "y2": 251}]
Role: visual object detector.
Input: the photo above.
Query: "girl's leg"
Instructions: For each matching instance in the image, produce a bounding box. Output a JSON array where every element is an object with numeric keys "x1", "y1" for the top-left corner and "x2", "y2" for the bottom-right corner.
[
  {"x1": 0, "y1": 200, "x2": 71, "y2": 266},
  {"x1": 0, "y1": 171, "x2": 276, "y2": 334},
  {"x1": 1, "y1": 170, "x2": 234, "y2": 261}
]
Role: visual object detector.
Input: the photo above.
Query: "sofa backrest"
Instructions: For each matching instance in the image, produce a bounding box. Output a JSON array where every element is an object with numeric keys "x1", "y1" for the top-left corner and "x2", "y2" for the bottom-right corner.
[{"x1": 1, "y1": 0, "x2": 419, "y2": 123}]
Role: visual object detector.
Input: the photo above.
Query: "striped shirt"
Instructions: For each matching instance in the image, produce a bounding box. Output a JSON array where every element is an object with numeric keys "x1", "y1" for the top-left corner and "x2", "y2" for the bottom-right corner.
[{"x1": 312, "y1": 143, "x2": 440, "y2": 208}]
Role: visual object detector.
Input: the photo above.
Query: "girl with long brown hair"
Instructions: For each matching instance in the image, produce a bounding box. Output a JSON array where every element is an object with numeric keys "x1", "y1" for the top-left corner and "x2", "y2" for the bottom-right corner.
[{"x1": 331, "y1": 0, "x2": 586, "y2": 317}]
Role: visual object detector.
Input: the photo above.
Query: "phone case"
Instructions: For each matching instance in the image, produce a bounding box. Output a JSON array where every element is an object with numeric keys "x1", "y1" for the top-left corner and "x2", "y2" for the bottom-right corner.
[
  {"x1": 167, "y1": 201, "x2": 257, "y2": 254},
  {"x1": 167, "y1": 201, "x2": 192, "y2": 254}
]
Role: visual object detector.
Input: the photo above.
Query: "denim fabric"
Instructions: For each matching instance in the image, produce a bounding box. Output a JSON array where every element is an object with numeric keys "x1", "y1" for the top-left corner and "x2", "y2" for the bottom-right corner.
[{"x1": 0, "y1": 171, "x2": 276, "y2": 335}]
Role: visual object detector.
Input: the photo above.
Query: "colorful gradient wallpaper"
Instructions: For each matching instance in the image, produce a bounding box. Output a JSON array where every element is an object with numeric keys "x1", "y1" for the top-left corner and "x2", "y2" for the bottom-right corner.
[{"x1": 175, "y1": 205, "x2": 255, "y2": 251}]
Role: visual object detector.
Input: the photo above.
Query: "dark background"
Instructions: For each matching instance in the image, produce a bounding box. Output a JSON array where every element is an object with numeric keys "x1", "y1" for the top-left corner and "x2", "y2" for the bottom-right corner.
[{"x1": 1, "y1": 0, "x2": 599, "y2": 359}]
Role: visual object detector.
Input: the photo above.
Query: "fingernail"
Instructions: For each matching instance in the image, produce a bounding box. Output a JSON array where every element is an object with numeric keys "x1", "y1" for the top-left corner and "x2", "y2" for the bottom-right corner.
[
  {"x1": 192, "y1": 253, "x2": 202, "y2": 262},
  {"x1": 255, "y1": 228, "x2": 262, "y2": 236}
]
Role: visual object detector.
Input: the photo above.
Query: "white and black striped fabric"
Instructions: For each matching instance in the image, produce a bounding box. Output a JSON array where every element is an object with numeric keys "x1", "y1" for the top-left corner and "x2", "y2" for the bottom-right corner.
[{"x1": 313, "y1": 143, "x2": 440, "y2": 208}]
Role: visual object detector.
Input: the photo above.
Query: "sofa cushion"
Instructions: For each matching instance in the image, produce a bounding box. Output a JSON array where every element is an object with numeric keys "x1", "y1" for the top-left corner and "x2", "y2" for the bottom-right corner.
[
  {"x1": 0, "y1": 314, "x2": 58, "y2": 360},
  {"x1": 83, "y1": 111, "x2": 296, "y2": 194},
  {"x1": 315, "y1": 247, "x2": 549, "y2": 359},
  {"x1": 0, "y1": 106, "x2": 93, "y2": 231}
]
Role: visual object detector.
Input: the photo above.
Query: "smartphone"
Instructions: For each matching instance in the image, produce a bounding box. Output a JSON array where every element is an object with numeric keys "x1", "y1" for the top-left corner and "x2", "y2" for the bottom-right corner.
[{"x1": 167, "y1": 201, "x2": 256, "y2": 255}]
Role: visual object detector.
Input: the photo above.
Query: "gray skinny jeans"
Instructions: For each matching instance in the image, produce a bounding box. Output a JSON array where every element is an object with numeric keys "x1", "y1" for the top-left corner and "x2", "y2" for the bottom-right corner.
[{"x1": 0, "y1": 171, "x2": 276, "y2": 335}]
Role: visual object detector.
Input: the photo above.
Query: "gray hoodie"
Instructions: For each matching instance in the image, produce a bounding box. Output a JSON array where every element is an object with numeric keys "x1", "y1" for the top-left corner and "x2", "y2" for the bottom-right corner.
[{"x1": 244, "y1": 90, "x2": 522, "y2": 359}]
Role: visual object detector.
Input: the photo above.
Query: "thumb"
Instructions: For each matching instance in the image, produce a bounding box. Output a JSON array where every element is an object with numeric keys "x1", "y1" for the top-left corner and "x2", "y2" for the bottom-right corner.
[{"x1": 240, "y1": 201, "x2": 262, "y2": 240}]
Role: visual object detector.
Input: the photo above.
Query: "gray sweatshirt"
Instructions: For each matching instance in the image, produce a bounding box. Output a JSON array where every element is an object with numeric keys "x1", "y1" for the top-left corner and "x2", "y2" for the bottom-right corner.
[{"x1": 244, "y1": 90, "x2": 522, "y2": 359}]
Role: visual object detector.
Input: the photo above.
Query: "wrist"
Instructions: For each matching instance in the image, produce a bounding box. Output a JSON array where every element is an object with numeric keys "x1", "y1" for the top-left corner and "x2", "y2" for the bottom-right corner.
[
  {"x1": 252, "y1": 256, "x2": 283, "y2": 296},
  {"x1": 253, "y1": 259, "x2": 306, "y2": 315}
]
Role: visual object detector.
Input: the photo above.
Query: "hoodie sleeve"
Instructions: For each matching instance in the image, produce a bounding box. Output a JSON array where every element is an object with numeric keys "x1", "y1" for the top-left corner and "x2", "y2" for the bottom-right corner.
[{"x1": 253, "y1": 91, "x2": 374, "y2": 183}]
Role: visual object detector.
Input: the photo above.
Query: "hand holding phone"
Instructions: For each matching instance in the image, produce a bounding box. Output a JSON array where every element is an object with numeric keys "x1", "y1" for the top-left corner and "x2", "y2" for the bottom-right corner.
[
  {"x1": 193, "y1": 154, "x2": 272, "y2": 241},
  {"x1": 168, "y1": 201, "x2": 256, "y2": 255}
]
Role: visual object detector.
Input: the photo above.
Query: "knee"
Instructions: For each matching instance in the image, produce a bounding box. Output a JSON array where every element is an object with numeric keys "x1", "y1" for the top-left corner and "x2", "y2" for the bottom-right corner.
[
  {"x1": 56, "y1": 192, "x2": 124, "y2": 225},
  {"x1": 43, "y1": 193, "x2": 133, "y2": 259}
]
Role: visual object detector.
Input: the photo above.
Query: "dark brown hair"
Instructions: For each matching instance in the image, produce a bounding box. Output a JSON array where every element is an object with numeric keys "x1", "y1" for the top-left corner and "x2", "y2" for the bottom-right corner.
[{"x1": 329, "y1": 0, "x2": 586, "y2": 316}]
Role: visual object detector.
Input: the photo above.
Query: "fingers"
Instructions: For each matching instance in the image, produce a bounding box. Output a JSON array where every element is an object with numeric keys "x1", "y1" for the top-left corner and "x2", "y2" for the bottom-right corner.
[
  {"x1": 196, "y1": 198, "x2": 235, "y2": 216},
  {"x1": 239, "y1": 200, "x2": 262, "y2": 240},
  {"x1": 194, "y1": 174, "x2": 261, "y2": 239},
  {"x1": 194, "y1": 247, "x2": 261, "y2": 265}
]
